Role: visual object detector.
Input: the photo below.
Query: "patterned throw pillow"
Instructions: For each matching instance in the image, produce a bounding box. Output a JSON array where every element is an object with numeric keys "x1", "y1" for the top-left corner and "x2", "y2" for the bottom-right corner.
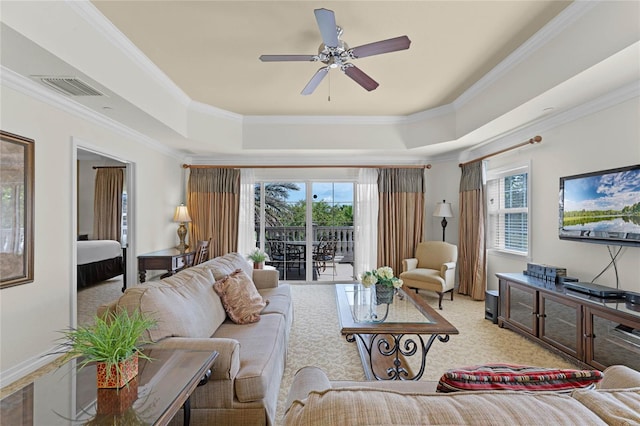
[
  {"x1": 213, "y1": 269, "x2": 268, "y2": 324},
  {"x1": 436, "y1": 364, "x2": 604, "y2": 393}
]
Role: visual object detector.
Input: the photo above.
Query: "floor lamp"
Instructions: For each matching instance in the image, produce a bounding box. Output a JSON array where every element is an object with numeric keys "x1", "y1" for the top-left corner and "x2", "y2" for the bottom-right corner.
[{"x1": 433, "y1": 200, "x2": 453, "y2": 242}]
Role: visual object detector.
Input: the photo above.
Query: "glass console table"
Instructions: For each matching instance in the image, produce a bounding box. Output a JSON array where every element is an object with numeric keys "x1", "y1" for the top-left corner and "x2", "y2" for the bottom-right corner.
[{"x1": 0, "y1": 349, "x2": 217, "y2": 425}]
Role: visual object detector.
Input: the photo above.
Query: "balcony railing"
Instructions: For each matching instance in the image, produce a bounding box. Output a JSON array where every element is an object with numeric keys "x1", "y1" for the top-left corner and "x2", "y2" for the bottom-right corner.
[{"x1": 257, "y1": 226, "x2": 354, "y2": 263}]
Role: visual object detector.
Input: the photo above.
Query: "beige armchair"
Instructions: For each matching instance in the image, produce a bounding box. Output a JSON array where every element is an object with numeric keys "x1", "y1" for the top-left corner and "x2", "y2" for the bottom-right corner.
[{"x1": 400, "y1": 241, "x2": 458, "y2": 310}]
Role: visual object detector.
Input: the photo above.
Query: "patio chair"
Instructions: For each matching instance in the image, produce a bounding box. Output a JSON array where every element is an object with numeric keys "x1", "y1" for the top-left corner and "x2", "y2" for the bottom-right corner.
[{"x1": 313, "y1": 236, "x2": 337, "y2": 274}]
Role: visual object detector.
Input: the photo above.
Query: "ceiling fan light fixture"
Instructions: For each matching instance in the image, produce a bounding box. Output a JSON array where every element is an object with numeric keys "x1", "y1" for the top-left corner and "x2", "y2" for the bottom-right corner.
[{"x1": 259, "y1": 8, "x2": 410, "y2": 95}]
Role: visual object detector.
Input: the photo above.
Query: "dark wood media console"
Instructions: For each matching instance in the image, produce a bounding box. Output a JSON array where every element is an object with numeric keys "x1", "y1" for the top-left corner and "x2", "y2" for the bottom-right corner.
[{"x1": 497, "y1": 273, "x2": 640, "y2": 371}]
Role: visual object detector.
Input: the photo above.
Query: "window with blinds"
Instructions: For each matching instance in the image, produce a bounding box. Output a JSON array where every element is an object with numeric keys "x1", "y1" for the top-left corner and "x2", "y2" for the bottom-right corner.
[{"x1": 486, "y1": 164, "x2": 529, "y2": 255}]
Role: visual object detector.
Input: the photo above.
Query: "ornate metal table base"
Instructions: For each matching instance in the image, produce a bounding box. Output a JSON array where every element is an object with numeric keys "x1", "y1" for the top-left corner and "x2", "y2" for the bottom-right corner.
[{"x1": 346, "y1": 333, "x2": 451, "y2": 380}]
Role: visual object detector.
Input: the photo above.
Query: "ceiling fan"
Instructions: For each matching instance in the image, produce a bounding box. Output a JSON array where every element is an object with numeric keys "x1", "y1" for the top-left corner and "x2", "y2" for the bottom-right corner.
[{"x1": 259, "y1": 8, "x2": 411, "y2": 95}]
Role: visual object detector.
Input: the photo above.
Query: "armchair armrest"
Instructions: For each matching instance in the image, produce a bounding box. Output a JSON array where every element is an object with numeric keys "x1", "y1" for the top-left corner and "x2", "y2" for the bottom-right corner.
[
  {"x1": 147, "y1": 337, "x2": 240, "y2": 381},
  {"x1": 252, "y1": 268, "x2": 279, "y2": 289},
  {"x1": 402, "y1": 258, "x2": 418, "y2": 272},
  {"x1": 440, "y1": 261, "x2": 456, "y2": 276}
]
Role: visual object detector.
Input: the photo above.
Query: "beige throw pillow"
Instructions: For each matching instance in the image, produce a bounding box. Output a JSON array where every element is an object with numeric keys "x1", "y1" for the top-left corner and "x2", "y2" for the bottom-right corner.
[{"x1": 213, "y1": 269, "x2": 267, "y2": 324}]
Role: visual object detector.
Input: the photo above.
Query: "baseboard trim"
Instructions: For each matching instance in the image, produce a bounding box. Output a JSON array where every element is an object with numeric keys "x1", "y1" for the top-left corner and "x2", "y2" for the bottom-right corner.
[{"x1": 0, "y1": 349, "x2": 60, "y2": 390}]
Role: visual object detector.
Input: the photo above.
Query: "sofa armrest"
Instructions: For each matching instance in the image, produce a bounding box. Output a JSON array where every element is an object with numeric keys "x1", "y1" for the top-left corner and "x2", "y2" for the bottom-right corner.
[
  {"x1": 402, "y1": 258, "x2": 418, "y2": 272},
  {"x1": 252, "y1": 268, "x2": 279, "y2": 289},
  {"x1": 146, "y1": 337, "x2": 240, "y2": 381},
  {"x1": 599, "y1": 365, "x2": 640, "y2": 389},
  {"x1": 285, "y1": 366, "x2": 332, "y2": 415},
  {"x1": 96, "y1": 300, "x2": 118, "y2": 319}
]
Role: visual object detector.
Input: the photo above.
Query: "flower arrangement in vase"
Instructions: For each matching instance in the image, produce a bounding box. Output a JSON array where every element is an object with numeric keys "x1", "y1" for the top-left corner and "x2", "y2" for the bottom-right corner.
[
  {"x1": 55, "y1": 309, "x2": 156, "y2": 388},
  {"x1": 361, "y1": 266, "x2": 403, "y2": 304},
  {"x1": 248, "y1": 248, "x2": 269, "y2": 269}
]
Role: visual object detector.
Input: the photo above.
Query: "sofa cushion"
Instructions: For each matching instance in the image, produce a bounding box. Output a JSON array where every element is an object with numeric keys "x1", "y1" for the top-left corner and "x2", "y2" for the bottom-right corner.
[
  {"x1": 436, "y1": 364, "x2": 604, "y2": 393},
  {"x1": 571, "y1": 387, "x2": 640, "y2": 425},
  {"x1": 259, "y1": 284, "x2": 292, "y2": 317},
  {"x1": 201, "y1": 252, "x2": 253, "y2": 281},
  {"x1": 214, "y1": 269, "x2": 267, "y2": 324},
  {"x1": 214, "y1": 312, "x2": 287, "y2": 403},
  {"x1": 284, "y1": 387, "x2": 608, "y2": 425},
  {"x1": 117, "y1": 268, "x2": 226, "y2": 342}
]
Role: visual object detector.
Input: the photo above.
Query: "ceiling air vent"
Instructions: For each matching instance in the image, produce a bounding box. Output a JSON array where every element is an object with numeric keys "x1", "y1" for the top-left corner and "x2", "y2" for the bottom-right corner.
[{"x1": 33, "y1": 76, "x2": 104, "y2": 97}]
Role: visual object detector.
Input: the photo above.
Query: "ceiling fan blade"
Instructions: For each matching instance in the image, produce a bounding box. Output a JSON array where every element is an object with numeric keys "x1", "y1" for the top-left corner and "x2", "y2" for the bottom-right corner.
[
  {"x1": 349, "y1": 35, "x2": 411, "y2": 58},
  {"x1": 301, "y1": 67, "x2": 329, "y2": 95},
  {"x1": 343, "y1": 65, "x2": 379, "y2": 91},
  {"x1": 259, "y1": 54, "x2": 317, "y2": 62},
  {"x1": 314, "y1": 8, "x2": 339, "y2": 48}
]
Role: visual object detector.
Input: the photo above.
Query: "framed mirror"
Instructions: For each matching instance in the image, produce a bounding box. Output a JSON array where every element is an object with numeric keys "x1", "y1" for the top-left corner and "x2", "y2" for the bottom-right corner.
[{"x1": 1, "y1": 131, "x2": 34, "y2": 288}]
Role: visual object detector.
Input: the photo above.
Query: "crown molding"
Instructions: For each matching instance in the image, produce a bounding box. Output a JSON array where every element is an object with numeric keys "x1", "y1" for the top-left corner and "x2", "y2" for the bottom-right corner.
[
  {"x1": 65, "y1": 0, "x2": 601, "y2": 137},
  {"x1": 243, "y1": 114, "x2": 405, "y2": 126},
  {"x1": 454, "y1": 1, "x2": 598, "y2": 109},
  {"x1": 459, "y1": 80, "x2": 639, "y2": 163},
  {"x1": 189, "y1": 100, "x2": 243, "y2": 122},
  {"x1": 404, "y1": 103, "x2": 456, "y2": 124},
  {"x1": 1, "y1": 65, "x2": 180, "y2": 159},
  {"x1": 68, "y1": 0, "x2": 191, "y2": 107}
]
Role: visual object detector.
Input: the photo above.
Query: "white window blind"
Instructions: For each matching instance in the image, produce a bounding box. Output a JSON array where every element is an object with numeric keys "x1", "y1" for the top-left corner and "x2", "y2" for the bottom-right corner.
[{"x1": 486, "y1": 164, "x2": 529, "y2": 255}]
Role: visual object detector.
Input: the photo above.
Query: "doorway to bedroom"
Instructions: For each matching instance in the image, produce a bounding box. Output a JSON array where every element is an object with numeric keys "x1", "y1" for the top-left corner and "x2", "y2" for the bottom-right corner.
[{"x1": 75, "y1": 147, "x2": 133, "y2": 326}]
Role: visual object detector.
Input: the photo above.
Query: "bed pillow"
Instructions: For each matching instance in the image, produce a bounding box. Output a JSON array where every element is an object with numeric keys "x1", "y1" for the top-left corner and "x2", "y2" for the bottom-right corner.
[
  {"x1": 436, "y1": 364, "x2": 604, "y2": 393},
  {"x1": 213, "y1": 269, "x2": 268, "y2": 324}
]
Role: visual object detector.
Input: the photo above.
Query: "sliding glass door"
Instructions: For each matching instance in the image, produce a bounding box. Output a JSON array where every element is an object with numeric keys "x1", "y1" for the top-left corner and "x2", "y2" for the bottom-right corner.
[
  {"x1": 311, "y1": 182, "x2": 354, "y2": 281},
  {"x1": 255, "y1": 181, "x2": 355, "y2": 282}
]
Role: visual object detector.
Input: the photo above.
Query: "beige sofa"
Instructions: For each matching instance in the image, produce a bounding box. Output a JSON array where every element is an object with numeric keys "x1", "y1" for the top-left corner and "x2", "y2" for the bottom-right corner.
[
  {"x1": 284, "y1": 365, "x2": 640, "y2": 425},
  {"x1": 98, "y1": 252, "x2": 292, "y2": 426}
]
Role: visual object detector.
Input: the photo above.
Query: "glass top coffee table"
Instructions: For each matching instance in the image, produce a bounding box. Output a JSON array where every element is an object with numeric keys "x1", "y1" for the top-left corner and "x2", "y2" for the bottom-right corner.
[
  {"x1": 0, "y1": 349, "x2": 217, "y2": 425},
  {"x1": 336, "y1": 284, "x2": 459, "y2": 380}
]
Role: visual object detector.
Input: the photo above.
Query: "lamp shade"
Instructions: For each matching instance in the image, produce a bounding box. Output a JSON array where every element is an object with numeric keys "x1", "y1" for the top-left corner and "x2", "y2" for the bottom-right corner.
[
  {"x1": 173, "y1": 204, "x2": 192, "y2": 223},
  {"x1": 433, "y1": 200, "x2": 453, "y2": 218}
]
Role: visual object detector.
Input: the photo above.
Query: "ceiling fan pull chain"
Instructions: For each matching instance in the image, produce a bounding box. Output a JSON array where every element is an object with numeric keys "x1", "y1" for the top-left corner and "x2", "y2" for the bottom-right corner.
[{"x1": 328, "y1": 71, "x2": 331, "y2": 102}]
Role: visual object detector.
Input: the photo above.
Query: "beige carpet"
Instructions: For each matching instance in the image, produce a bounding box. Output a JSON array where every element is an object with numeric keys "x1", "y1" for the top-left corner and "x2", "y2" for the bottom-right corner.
[
  {"x1": 77, "y1": 277, "x2": 126, "y2": 326},
  {"x1": 274, "y1": 283, "x2": 581, "y2": 425},
  {"x1": 7, "y1": 279, "x2": 581, "y2": 425}
]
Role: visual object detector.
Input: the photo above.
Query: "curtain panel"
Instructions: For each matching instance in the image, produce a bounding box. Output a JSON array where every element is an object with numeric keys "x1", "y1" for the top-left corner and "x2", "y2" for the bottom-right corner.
[
  {"x1": 377, "y1": 168, "x2": 425, "y2": 275},
  {"x1": 237, "y1": 169, "x2": 256, "y2": 258},
  {"x1": 458, "y1": 161, "x2": 487, "y2": 300},
  {"x1": 354, "y1": 168, "x2": 379, "y2": 278},
  {"x1": 187, "y1": 168, "x2": 240, "y2": 258},
  {"x1": 93, "y1": 168, "x2": 123, "y2": 241}
]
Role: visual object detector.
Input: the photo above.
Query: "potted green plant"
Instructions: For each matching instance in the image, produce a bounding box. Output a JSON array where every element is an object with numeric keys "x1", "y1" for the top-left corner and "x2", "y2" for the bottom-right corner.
[
  {"x1": 56, "y1": 309, "x2": 156, "y2": 388},
  {"x1": 247, "y1": 248, "x2": 269, "y2": 269}
]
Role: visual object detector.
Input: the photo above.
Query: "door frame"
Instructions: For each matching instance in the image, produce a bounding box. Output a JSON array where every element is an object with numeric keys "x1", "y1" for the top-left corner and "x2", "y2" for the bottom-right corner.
[{"x1": 71, "y1": 138, "x2": 136, "y2": 327}]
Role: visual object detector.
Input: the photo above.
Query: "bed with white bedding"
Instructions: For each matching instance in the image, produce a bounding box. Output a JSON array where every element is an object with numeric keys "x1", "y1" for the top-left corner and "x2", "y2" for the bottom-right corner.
[{"x1": 77, "y1": 240, "x2": 126, "y2": 290}]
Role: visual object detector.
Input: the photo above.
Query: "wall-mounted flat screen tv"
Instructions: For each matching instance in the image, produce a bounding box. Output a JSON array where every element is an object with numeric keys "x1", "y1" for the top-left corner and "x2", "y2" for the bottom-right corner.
[{"x1": 559, "y1": 164, "x2": 640, "y2": 247}]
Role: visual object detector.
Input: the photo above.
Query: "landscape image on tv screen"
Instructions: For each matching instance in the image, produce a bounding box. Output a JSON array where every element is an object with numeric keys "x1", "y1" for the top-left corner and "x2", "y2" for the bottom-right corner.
[{"x1": 560, "y1": 165, "x2": 640, "y2": 246}]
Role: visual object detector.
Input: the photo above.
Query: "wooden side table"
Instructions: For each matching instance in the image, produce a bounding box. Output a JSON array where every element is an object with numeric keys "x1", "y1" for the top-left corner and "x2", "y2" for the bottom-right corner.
[{"x1": 137, "y1": 248, "x2": 195, "y2": 283}]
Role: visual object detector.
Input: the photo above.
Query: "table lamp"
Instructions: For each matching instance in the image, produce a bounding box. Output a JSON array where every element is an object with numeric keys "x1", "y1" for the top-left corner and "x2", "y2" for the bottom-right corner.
[
  {"x1": 173, "y1": 204, "x2": 192, "y2": 252},
  {"x1": 433, "y1": 200, "x2": 453, "y2": 242}
]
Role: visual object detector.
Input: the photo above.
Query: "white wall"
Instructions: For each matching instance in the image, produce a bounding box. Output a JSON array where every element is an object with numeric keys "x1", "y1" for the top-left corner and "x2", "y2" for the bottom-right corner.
[
  {"x1": 484, "y1": 97, "x2": 640, "y2": 292},
  {"x1": 425, "y1": 161, "x2": 461, "y2": 244},
  {"x1": 0, "y1": 85, "x2": 183, "y2": 383}
]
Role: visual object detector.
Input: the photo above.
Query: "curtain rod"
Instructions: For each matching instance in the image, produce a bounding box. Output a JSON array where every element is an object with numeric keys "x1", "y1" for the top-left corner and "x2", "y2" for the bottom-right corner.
[
  {"x1": 459, "y1": 136, "x2": 542, "y2": 167},
  {"x1": 92, "y1": 166, "x2": 126, "y2": 169},
  {"x1": 182, "y1": 164, "x2": 431, "y2": 169}
]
